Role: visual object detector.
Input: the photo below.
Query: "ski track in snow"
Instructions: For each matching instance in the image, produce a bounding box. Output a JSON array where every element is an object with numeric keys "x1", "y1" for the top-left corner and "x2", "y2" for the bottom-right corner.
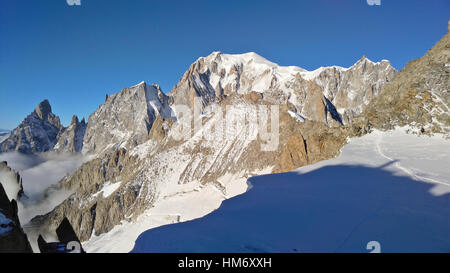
[{"x1": 374, "y1": 131, "x2": 449, "y2": 187}]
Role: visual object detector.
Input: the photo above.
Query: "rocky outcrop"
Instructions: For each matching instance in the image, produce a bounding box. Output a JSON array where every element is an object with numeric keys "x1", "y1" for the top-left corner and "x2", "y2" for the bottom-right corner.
[
  {"x1": 148, "y1": 116, "x2": 175, "y2": 142},
  {"x1": 352, "y1": 23, "x2": 450, "y2": 137},
  {"x1": 0, "y1": 182, "x2": 33, "y2": 253},
  {"x1": 53, "y1": 115, "x2": 87, "y2": 153},
  {"x1": 30, "y1": 148, "x2": 141, "y2": 241},
  {"x1": 82, "y1": 82, "x2": 174, "y2": 155},
  {"x1": 1, "y1": 100, "x2": 63, "y2": 154},
  {"x1": 272, "y1": 107, "x2": 348, "y2": 173}
]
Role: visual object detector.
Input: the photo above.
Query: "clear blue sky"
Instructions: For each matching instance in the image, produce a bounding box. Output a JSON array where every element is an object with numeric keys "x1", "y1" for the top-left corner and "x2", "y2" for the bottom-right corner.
[{"x1": 0, "y1": 0, "x2": 449, "y2": 129}]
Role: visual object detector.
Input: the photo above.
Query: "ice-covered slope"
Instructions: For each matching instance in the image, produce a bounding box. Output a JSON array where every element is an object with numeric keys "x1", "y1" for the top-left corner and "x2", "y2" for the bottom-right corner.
[{"x1": 131, "y1": 128, "x2": 450, "y2": 253}]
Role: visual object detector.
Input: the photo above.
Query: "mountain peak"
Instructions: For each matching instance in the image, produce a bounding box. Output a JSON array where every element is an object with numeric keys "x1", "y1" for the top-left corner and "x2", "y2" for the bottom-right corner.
[
  {"x1": 2, "y1": 99, "x2": 63, "y2": 154},
  {"x1": 131, "y1": 81, "x2": 147, "y2": 88},
  {"x1": 71, "y1": 115, "x2": 79, "y2": 125},
  {"x1": 35, "y1": 99, "x2": 52, "y2": 120},
  {"x1": 351, "y1": 55, "x2": 394, "y2": 69},
  {"x1": 355, "y1": 55, "x2": 371, "y2": 64}
]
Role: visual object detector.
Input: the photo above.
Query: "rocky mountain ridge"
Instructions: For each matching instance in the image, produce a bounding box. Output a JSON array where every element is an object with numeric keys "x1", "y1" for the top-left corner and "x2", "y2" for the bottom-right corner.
[
  {"x1": 351, "y1": 23, "x2": 450, "y2": 137},
  {"x1": 81, "y1": 82, "x2": 173, "y2": 155},
  {"x1": 0, "y1": 100, "x2": 88, "y2": 154},
  {"x1": 53, "y1": 115, "x2": 87, "y2": 153}
]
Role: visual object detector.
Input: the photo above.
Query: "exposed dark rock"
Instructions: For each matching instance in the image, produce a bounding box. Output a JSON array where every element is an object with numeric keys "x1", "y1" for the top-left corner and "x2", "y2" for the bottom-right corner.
[
  {"x1": 37, "y1": 217, "x2": 85, "y2": 253},
  {"x1": 0, "y1": 182, "x2": 33, "y2": 253}
]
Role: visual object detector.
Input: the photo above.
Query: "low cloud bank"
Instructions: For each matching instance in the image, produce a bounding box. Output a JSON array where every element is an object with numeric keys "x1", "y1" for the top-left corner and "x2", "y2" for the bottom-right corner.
[
  {"x1": 0, "y1": 152, "x2": 93, "y2": 224},
  {"x1": 0, "y1": 169, "x2": 21, "y2": 202}
]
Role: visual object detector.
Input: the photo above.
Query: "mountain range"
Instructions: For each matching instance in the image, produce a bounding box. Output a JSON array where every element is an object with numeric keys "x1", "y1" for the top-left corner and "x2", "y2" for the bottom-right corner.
[{"x1": 0, "y1": 23, "x2": 449, "y2": 251}]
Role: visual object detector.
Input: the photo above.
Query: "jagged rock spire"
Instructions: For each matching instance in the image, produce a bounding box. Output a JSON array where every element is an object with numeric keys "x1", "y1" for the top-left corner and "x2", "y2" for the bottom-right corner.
[
  {"x1": 34, "y1": 99, "x2": 52, "y2": 120},
  {"x1": 71, "y1": 115, "x2": 79, "y2": 125}
]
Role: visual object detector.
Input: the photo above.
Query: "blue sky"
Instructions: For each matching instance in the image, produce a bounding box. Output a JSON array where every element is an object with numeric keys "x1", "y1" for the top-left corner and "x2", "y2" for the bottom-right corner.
[{"x1": 0, "y1": 0, "x2": 449, "y2": 129}]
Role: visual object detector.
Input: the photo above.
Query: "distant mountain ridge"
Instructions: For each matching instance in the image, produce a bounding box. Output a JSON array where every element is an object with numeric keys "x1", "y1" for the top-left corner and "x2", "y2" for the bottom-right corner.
[
  {"x1": 0, "y1": 100, "x2": 63, "y2": 154},
  {"x1": 0, "y1": 100, "x2": 86, "y2": 154}
]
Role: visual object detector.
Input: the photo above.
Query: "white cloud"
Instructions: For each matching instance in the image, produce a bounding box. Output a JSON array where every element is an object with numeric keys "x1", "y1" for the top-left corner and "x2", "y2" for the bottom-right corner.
[{"x1": 0, "y1": 152, "x2": 93, "y2": 224}]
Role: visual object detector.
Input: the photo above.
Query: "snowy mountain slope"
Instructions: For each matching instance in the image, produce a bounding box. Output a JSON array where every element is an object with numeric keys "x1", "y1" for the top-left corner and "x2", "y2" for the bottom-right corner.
[
  {"x1": 82, "y1": 170, "x2": 263, "y2": 253},
  {"x1": 131, "y1": 128, "x2": 450, "y2": 253},
  {"x1": 169, "y1": 52, "x2": 396, "y2": 125}
]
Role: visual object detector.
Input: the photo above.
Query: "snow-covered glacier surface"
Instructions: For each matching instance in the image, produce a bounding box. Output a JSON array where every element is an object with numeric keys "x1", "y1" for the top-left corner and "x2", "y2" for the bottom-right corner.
[{"x1": 131, "y1": 128, "x2": 450, "y2": 253}]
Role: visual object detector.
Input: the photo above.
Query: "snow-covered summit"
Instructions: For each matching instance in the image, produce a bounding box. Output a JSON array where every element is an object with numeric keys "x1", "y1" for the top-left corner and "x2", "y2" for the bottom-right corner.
[{"x1": 170, "y1": 51, "x2": 397, "y2": 125}]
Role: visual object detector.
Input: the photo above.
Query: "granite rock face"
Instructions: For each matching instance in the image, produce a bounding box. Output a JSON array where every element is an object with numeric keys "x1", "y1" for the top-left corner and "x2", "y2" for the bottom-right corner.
[
  {"x1": 1, "y1": 100, "x2": 63, "y2": 154},
  {"x1": 82, "y1": 82, "x2": 173, "y2": 155},
  {"x1": 53, "y1": 115, "x2": 87, "y2": 153}
]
